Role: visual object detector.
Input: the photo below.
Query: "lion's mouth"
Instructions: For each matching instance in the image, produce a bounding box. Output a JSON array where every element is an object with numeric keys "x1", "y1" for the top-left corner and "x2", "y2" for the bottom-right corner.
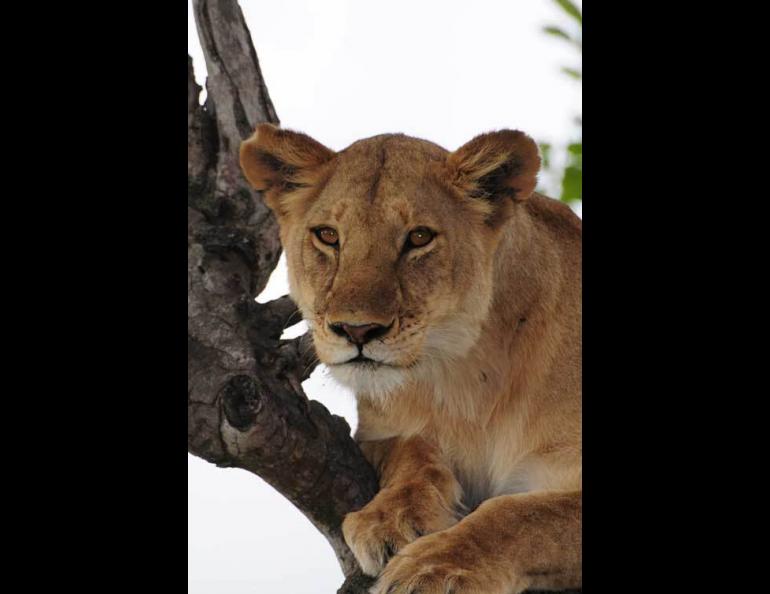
[
  {"x1": 333, "y1": 353, "x2": 397, "y2": 369},
  {"x1": 345, "y1": 353, "x2": 382, "y2": 367}
]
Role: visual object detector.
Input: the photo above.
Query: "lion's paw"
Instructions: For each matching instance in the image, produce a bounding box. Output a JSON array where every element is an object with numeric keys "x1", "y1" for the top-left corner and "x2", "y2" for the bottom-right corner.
[
  {"x1": 369, "y1": 530, "x2": 512, "y2": 594},
  {"x1": 342, "y1": 481, "x2": 459, "y2": 577}
]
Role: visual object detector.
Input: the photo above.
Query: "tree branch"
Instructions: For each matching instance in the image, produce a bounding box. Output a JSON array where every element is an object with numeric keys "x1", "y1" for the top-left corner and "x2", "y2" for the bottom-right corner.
[{"x1": 188, "y1": 1, "x2": 378, "y2": 590}]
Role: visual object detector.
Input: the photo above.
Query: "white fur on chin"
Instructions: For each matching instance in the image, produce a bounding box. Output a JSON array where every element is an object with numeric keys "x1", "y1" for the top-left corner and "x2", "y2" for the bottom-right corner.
[
  {"x1": 327, "y1": 315, "x2": 483, "y2": 404},
  {"x1": 327, "y1": 362, "x2": 408, "y2": 400}
]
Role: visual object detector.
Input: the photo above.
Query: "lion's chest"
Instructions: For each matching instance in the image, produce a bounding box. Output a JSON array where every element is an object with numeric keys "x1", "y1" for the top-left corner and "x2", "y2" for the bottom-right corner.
[
  {"x1": 435, "y1": 428, "x2": 537, "y2": 511},
  {"x1": 359, "y1": 396, "x2": 547, "y2": 508}
]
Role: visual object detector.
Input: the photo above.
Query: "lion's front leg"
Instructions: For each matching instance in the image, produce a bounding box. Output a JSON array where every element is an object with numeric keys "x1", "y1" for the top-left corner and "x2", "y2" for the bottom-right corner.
[
  {"x1": 342, "y1": 436, "x2": 463, "y2": 576},
  {"x1": 371, "y1": 489, "x2": 581, "y2": 594}
]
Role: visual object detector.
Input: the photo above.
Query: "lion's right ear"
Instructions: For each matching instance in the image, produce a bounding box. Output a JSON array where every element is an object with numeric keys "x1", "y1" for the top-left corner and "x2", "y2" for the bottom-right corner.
[{"x1": 239, "y1": 123, "x2": 336, "y2": 214}]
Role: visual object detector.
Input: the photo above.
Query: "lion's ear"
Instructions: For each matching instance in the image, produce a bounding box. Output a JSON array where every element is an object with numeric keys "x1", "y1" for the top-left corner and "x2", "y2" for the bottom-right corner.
[
  {"x1": 446, "y1": 130, "x2": 540, "y2": 217},
  {"x1": 239, "y1": 123, "x2": 336, "y2": 213}
]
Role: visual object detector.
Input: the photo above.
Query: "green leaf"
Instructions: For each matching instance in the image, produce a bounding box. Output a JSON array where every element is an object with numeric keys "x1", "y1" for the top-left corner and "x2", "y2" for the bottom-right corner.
[
  {"x1": 567, "y1": 145, "x2": 582, "y2": 173},
  {"x1": 561, "y1": 165, "x2": 582, "y2": 203},
  {"x1": 539, "y1": 143, "x2": 552, "y2": 169},
  {"x1": 542, "y1": 26, "x2": 574, "y2": 42},
  {"x1": 554, "y1": 0, "x2": 582, "y2": 25},
  {"x1": 561, "y1": 67, "x2": 582, "y2": 80},
  {"x1": 543, "y1": 26, "x2": 581, "y2": 51}
]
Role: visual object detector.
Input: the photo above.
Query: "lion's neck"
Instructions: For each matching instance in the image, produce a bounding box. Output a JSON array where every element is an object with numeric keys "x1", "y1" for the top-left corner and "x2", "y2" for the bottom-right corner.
[{"x1": 420, "y1": 199, "x2": 562, "y2": 419}]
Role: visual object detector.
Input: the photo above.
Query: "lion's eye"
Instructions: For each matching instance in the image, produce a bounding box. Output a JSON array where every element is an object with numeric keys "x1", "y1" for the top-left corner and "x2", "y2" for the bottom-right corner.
[
  {"x1": 314, "y1": 227, "x2": 339, "y2": 246},
  {"x1": 406, "y1": 227, "x2": 434, "y2": 249}
]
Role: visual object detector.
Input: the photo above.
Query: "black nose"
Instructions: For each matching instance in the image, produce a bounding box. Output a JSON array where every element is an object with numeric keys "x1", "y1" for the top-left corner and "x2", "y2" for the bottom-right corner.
[{"x1": 329, "y1": 322, "x2": 391, "y2": 346}]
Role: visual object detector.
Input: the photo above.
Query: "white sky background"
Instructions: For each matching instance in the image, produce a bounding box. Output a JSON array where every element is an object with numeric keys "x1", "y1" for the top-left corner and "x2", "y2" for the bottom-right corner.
[{"x1": 188, "y1": 1, "x2": 581, "y2": 593}]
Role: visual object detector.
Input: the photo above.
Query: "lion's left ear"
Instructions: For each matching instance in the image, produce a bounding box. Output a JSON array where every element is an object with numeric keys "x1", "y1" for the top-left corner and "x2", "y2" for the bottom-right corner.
[{"x1": 446, "y1": 130, "x2": 541, "y2": 207}]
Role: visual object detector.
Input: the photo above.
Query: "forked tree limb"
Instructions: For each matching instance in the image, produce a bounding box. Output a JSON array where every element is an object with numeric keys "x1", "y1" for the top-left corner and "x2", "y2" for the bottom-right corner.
[{"x1": 187, "y1": 2, "x2": 578, "y2": 593}]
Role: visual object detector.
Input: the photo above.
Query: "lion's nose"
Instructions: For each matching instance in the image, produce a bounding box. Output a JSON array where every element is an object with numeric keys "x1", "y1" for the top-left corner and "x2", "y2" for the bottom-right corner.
[{"x1": 329, "y1": 321, "x2": 391, "y2": 346}]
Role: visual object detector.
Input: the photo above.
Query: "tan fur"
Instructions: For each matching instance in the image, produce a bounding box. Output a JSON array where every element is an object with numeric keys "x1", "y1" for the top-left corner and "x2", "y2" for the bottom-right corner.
[{"x1": 241, "y1": 124, "x2": 582, "y2": 594}]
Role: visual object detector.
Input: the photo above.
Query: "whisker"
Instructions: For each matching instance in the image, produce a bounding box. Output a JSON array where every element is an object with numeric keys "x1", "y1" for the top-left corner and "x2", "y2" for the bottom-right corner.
[
  {"x1": 302, "y1": 355, "x2": 320, "y2": 378},
  {"x1": 281, "y1": 308, "x2": 303, "y2": 333}
]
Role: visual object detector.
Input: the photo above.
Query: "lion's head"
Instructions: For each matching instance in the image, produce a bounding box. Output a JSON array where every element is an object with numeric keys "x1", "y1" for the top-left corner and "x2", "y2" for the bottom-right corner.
[{"x1": 240, "y1": 124, "x2": 540, "y2": 397}]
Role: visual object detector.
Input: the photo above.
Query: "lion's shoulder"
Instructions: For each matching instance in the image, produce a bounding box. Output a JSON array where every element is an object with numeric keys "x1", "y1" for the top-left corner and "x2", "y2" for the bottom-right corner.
[{"x1": 526, "y1": 193, "x2": 582, "y2": 240}]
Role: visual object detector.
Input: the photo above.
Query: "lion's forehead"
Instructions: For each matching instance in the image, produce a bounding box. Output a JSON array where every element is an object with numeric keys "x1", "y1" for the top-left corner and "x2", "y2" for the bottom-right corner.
[
  {"x1": 331, "y1": 134, "x2": 445, "y2": 193},
  {"x1": 311, "y1": 145, "x2": 454, "y2": 235}
]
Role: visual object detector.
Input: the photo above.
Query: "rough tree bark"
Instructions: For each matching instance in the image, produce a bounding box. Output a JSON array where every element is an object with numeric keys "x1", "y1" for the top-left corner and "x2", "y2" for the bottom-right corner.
[
  {"x1": 187, "y1": 2, "x2": 578, "y2": 593},
  {"x1": 188, "y1": 1, "x2": 377, "y2": 591}
]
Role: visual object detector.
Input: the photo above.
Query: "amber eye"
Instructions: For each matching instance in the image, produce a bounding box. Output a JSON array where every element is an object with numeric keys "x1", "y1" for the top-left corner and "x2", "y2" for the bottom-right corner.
[
  {"x1": 314, "y1": 227, "x2": 339, "y2": 246},
  {"x1": 406, "y1": 227, "x2": 435, "y2": 249}
]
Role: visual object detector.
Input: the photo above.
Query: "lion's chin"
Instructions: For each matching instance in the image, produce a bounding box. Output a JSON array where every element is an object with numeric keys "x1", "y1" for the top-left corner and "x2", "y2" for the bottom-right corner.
[{"x1": 327, "y1": 361, "x2": 408, "y2": 399}]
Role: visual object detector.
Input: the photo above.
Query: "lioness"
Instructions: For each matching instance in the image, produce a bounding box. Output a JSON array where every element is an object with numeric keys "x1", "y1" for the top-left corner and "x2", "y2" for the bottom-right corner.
[{"x1": 240, "y1": 124, "x2": 581, "y2": 594}]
